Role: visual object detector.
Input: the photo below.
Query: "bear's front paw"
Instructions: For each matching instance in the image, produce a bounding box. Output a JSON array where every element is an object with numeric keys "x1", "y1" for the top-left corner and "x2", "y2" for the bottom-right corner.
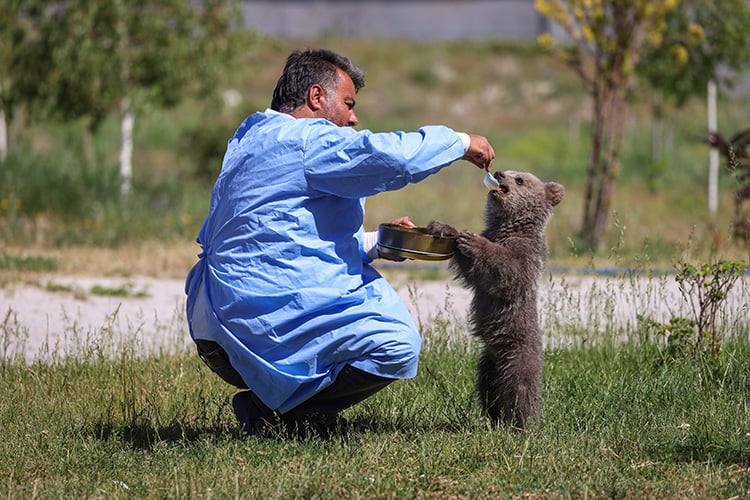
[
  {"x1": 456, "y1": 230, "x2": 489, "y2": 257},
  {"x1": 426, "y1": 220, "x2": 459, "y2": 238}
]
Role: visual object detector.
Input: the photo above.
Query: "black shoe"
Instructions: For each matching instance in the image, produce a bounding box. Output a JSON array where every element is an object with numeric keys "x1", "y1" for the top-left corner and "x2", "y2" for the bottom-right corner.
[{"x1": 232, "y1": 391, "x2": 281, "y2": 437}]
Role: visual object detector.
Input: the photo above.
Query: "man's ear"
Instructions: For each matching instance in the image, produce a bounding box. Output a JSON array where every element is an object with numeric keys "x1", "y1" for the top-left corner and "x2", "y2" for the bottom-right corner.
[{"x1": 307, "y1": 84, "x2": 325, "y2": 112}]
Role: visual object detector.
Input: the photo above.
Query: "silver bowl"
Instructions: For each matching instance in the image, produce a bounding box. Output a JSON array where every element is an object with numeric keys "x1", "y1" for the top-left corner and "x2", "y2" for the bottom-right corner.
[{"x1": 377, "y1": 223, "x2": 456, "y2": 261}]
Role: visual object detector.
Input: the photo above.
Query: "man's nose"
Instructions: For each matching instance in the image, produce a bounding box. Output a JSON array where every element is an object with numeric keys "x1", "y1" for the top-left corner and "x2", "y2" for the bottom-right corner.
[{"x1": 348, "y1": 112, "x2": 359, "y2": 127}]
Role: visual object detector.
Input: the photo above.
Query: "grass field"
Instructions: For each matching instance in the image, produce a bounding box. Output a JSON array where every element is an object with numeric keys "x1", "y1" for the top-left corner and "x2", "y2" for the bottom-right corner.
[
  {"x1": 1, "y1": 36, "x2": 750, "y2": 498},
  {"x1": 1, "y1": 316, "x2": 748, "y2": 498}
]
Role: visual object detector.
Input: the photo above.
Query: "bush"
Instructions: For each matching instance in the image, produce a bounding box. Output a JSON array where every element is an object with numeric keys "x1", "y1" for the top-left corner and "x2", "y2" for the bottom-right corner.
[
  {"x1": 0, "y1": 149, "x2": 120, "y2": 218},
  {"x1": 0, "y1": 149, "x2": 208, "y2": 246},
  {"x1": 640, "y1": 259, "x2": 746, "y2": 358}
]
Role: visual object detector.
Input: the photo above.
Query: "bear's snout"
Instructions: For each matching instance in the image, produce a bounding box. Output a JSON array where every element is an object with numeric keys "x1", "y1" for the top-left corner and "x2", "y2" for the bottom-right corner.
[{"x1": 492, "y1": 172, "x2": 510, "y2": 194}]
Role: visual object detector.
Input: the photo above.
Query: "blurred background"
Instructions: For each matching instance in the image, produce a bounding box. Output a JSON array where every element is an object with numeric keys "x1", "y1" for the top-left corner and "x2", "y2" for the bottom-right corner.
[{"x1": 2, "y1": 0, "x2": 750, "y2": 272}]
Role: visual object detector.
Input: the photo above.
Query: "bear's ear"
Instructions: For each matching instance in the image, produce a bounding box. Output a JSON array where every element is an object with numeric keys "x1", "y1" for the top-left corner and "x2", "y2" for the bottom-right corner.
[{"x1": 545, "y1": 182, "x2": 565, "y2": 207}]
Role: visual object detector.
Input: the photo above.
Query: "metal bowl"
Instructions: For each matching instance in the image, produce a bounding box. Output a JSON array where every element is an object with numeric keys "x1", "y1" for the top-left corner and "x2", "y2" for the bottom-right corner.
[{"x1": 377, "y1": 223, "x2": 456, "y2": 261}]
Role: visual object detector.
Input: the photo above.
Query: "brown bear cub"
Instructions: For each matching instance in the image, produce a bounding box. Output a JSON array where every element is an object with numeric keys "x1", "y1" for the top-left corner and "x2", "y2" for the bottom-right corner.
[{"x1": 427, "y1": 170, "x2": 564, "y2": 430}]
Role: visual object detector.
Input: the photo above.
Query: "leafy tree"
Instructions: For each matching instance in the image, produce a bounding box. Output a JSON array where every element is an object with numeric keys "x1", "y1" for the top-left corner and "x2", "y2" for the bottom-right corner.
[
  {"x1": 638, "y1": 0, "x2": 750, "y2": 180},
  {"x1": 535, "y1": 0, "x2": 679, "y2": 251},
  {"x1": 2, "y1": 0, "x2": 240, "y2": 190},
  {"x1": 15, "y1": 2, "x2": 123, "y2": 128},
  {"x1": 638, "y1": 0, "x2": 750, "y2": 107},
  {"x1": 0, "y1": 0, "x2": 47, "y2": 159}
]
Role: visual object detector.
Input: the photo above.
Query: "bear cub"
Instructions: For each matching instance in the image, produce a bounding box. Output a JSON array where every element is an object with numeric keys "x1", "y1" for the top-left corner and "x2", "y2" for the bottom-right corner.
[{"x1": 427, "y1": 170, "x2": 564, "y2": 429}]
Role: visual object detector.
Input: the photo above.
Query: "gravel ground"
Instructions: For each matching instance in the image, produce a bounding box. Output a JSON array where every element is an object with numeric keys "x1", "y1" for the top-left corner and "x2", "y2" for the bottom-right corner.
[{"x1": 2, "y1": 271, "x2": 748, "y2": 363}]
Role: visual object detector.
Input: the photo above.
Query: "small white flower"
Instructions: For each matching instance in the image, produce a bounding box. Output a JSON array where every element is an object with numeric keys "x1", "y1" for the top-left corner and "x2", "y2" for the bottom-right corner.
[
  {"x1": 114, "y1": 480, "x2": 130, "y2": 490},
  {"x1": 678, "y1": 423, "x2": 691, "y2": 430}
]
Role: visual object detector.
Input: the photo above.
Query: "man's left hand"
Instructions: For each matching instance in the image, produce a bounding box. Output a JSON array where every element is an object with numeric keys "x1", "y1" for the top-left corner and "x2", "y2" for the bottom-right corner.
[{"x1": 378, "y1": 215, "x2": 415, "y2": 261}]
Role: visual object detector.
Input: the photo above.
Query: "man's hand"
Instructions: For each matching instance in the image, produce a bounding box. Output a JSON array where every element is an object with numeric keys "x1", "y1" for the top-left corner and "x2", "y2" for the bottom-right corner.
[
  {"x1": 463, "y1": 134, "x2": 495, "y2": 171},
  {"x1": 389, "y1": 215, "x2": 415, "y2": 228},
  {"x1": 378, "y1": 215, "x2": 416, "y2": 261}
]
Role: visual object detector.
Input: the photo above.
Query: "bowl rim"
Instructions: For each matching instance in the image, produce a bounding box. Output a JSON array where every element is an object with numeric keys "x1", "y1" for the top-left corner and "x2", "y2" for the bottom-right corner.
[
  {"x1": 376, "y1": 243, "x2": 453, "y2": 261},
  {"x1": 377, "y1": 222, "x2": 455, "y2": 261},
  {"x1": 377, "y1": 222, "x2": 456, "y2": 240}
]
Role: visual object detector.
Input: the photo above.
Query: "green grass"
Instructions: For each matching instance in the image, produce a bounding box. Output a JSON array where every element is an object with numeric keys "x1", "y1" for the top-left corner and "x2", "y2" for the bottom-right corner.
[
  {"x1": 89, "y1": 282, "x2": 149, "y2": 298},
  {"x1": 1, "y1": 319, "x2": 748, "y2": 498},
  {"x1": 2, "y1": 35, "x2": 748, "y2": 497},
  {"x1": 0, "y1": 252, "x2": 57, "y2": 272}
]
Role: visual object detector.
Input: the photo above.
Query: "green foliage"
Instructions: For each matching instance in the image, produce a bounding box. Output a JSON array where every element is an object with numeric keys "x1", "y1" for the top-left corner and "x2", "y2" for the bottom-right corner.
[
  {"x1": 409, "y1": 64, "x2": 441, "y2": 88},
  {"x1": 2, "y1": 0, "x2": 241, "y2": 132},
  {"x1": 179, "y1": 115, "x2": 234, "y2": 181},
  {"x1": 90, "y1": 283, "x2": 148, "y2": 298},
  {"x1": 0, "y1": 149, "x2": 120, "y2": 217},
  {"x1": 641, "y1": 259, "x2": 745, "y2": 358},
  {"x1": 674, "y1": 259, "x2": 745, "y2": 354},
  {"x1": 0, "y1": 39, "x2": 749, "y2": 263},
  {"x1": 641, "y1": 315, "x2": 701, "y2": 357},
  {"x1": 638, "y1": 0, "x2": 750, "y2": 106},
  {"x1": 0, "y1": 252, "x2": 57, "y2": 272},
  {"x1": 0, "y1": 1, "x2": 45, "y2": 120},
  {"x1": 0, "y1": 148, "x2": 207, "y2": 245}
]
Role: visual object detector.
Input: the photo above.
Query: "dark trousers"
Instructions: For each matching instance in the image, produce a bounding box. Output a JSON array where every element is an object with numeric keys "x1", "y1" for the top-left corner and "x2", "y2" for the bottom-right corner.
[{"x1": 195, "y1": 340, "x2": 392, "y2": 417}]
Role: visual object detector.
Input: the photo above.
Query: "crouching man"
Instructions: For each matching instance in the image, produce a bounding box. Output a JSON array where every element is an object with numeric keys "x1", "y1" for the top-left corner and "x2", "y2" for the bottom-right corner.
[{"x1": 185, "y1": 48, "x2": 495, "y2": 437}]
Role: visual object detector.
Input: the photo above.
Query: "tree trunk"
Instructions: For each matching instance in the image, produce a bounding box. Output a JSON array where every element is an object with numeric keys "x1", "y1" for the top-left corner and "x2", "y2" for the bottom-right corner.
[
  {"x1": 0, "y1": 107, "x2": 7, "y2": 162},
  {"x1": 580, "y1": 82, "x2": 628, "y2": 251},
  {"x1": 114, "y1": 0, "x2": 133, "y2": 196},
  {"x1": 120, "y1": 97, "x2": 134, "y2": 195},
  {"x1": 0, "y1": 82, "x2": 7, "y2": 161},
  {"x1": 651, "y1": 90, "x2": 663, "y2": 164},
  {"x1": 81, "y1": 124, "x2": 94, "y2": 166},
  {"x1": 707, "y1": 80, "x2": 719, "y2": 214},
  {"x1": 581, "y1": 84, "x2": 604, "y2": 250}
]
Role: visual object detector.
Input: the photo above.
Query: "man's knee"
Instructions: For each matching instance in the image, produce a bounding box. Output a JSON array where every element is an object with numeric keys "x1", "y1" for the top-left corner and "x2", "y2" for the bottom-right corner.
[
  {"x1": 289, "y1": 364, "x2": 393, "y2": 416},
  {"x1": 364, "y1": 330, "x2": 421, "y2": 377}
]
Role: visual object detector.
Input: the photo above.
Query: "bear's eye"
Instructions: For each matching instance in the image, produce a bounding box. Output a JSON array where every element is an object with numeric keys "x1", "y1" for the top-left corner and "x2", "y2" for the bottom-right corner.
[{"x1": 515, "y1": 177, "x2": 524, "y2": 186}]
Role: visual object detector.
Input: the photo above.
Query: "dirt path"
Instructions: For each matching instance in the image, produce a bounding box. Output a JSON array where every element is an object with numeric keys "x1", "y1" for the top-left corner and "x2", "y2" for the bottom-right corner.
[{"x1": 2, "y1": 272, "x2": 748, "y2": 362}]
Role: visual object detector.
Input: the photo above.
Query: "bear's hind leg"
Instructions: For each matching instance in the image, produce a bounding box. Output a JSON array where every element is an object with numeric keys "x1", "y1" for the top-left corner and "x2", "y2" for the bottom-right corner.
[
  {"x1": 476, "y1": 347, "x2": 505, "y2": 422},
  {"x1": 476, "y1": 346, "x2": 538, "y2": 429}
]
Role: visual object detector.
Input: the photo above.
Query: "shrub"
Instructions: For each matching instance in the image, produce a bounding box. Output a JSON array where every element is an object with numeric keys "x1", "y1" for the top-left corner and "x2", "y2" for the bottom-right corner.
[{"x1": 641, "y1": 259, "x2": 745, "y2": 358}]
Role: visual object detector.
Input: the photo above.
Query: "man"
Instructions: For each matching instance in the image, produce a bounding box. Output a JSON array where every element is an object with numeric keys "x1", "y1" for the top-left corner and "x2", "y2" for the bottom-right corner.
[{"x1": 185, "y1": 48, "x2": 494, "y2": 437}]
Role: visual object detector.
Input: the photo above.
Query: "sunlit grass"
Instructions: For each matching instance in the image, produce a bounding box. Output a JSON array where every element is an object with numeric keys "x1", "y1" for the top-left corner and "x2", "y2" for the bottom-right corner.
[
  {"x1": 1, "y1": 245, "x2": 748, "y2": 497},
  {"x1": 0, "y1": 296, "x2": 748, "y2": 498},
  {"x1": 1, "y1": 36, "x2": 748, "y2": 497}
]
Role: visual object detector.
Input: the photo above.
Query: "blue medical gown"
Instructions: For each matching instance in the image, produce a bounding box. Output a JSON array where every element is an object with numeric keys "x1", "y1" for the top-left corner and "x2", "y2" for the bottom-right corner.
[{"x1": 185, "y1": 110, "x2": 465, "y2": 413}]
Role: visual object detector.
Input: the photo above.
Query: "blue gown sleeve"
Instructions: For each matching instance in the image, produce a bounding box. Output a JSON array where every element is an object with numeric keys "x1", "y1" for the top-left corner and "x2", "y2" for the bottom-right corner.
[{"x1": 301, "y1": 123, "x2": 466, "y2": 198}]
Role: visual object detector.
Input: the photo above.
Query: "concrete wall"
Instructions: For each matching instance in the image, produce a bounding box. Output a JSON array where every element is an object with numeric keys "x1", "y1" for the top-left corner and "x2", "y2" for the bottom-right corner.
[
  {"x1": 241, "y1": 0, "x2": 553, "y2": 41},
  {"x1": 240, "y1": 0, "x2": 749, "y2": 93}
]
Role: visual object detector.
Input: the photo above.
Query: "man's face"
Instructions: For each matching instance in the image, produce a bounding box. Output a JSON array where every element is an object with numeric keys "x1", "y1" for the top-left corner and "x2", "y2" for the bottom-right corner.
[{"x1": 322, "y1": 69, "x2": 359, "y2": 127}]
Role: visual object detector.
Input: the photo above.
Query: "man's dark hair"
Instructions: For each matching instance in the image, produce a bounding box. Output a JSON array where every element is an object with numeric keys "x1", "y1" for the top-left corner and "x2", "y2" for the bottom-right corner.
[{"x1": 270, "y1": 49, "x2": 365, "y2": 113}]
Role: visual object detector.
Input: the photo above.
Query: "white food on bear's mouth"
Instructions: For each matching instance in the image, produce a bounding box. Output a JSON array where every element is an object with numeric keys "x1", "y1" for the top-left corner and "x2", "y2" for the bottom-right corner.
[{"x1": 483, "y1": 171, "x2": 500, "y2": 190}]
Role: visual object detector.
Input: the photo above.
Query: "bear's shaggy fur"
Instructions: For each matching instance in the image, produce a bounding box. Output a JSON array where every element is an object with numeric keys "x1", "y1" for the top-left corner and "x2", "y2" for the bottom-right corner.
[{"x1": 427, "y1": 170, "x2": 564, "y2": 429}]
